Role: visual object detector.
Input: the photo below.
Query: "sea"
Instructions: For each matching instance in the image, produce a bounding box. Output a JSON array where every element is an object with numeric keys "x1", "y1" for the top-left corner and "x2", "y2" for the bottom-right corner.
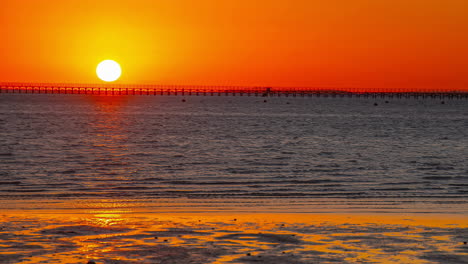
[{"x1": 0, "y1": 94, "x2": 467, "y2": 214}]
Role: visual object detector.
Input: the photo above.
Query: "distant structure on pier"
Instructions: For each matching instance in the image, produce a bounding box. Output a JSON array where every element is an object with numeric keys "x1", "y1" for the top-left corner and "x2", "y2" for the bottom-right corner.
[{"x1": 0, "y1": 82, "x2": 467, "y2": 99}]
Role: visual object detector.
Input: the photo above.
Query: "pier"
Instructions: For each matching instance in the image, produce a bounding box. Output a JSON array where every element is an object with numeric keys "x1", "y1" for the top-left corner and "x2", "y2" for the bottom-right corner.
[{"x1": 0, "y1": 82, "x2": 467, "y2": 99}]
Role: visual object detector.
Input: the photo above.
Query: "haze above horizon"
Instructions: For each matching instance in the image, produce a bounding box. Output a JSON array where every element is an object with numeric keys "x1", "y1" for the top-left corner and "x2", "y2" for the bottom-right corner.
[{"x1": 1, "y1": 0, "x2": 467, "y2": 91}]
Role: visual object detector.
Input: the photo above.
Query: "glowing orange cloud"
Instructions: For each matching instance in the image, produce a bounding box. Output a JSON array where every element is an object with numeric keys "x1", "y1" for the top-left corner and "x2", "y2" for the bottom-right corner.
[{"x1": 0, "y1": 0, "x2": 467, "y2": 91}]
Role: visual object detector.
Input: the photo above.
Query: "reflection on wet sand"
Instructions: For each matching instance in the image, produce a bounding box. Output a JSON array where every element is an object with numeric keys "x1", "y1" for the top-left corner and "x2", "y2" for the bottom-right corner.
[{"x1": 1, "y1": 212, "x2": 467, "y2": 264}]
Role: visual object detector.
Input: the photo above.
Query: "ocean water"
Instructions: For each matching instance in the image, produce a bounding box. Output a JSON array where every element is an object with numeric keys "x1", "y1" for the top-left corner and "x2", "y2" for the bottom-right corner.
[{"x1": 0, "y1": 94, "x2": 467, "y2": 213}]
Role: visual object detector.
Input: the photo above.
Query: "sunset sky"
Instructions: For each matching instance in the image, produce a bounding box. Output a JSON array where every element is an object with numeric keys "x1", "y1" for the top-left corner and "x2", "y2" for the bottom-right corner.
[{"x1": 1, "y1": 0, "x2": 467, "y2": 90}]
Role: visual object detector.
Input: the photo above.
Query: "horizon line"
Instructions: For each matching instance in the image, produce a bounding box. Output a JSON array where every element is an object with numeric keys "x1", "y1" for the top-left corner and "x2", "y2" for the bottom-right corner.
[{"x1": 0, "y1": 81, "x2": 467, "y2": 93}]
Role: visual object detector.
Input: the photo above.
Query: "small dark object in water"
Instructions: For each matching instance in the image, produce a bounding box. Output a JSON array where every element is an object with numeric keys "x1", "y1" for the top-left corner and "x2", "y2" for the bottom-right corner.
[
  {"x1": 246, "y1": 253, "x2": 251, "y2": 256},
  {"x1": 182, "y1": 99, "x2": 186, "y2": 102},
  {"x1": 164, "y1": 239, "x2": 168, "y2": 242},
  {"x1": 385, "y1": 101, "x2": 389, "y2": 103},
  {"x1": 154, "y1": 236, "x2": 158, "y2": 239},
  {"x1": 286, "y1": 102, "x2": 290, "y2": 104},
  {"x1": 263, "y1": 100, "x2": 267, "y2": 103},
  {"x1": 281, "y1": 224, "x2": 285, "y2": 227},
  {"x1": 282, "y1": 252, "x2": 286, "y2": 254},
  {"x1": 87, "y1": 261, "x2": 96, "y2": 264},
  {"x1": 441, "y1": 101, "x2": 445, "y2": 104},
  {"x1": 374, "y1": 103, "x2": 378, "y2": 106},
  {"x1": 233, "y1": 218, "x2": 237, "y2": 221},
  {"x1": 464, "y1": 241, "x2": 467, "y2": 245}
]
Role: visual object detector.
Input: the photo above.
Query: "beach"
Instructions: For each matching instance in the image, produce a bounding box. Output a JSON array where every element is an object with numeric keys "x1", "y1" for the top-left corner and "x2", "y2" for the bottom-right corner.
[{"x1": 1, "y1": 210, "x2": 467, "y2": 264}]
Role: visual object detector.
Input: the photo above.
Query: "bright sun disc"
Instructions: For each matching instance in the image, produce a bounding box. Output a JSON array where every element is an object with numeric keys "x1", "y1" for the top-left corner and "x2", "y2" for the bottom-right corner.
[{"x1": 96, "y1": 60, "x2": 121, "y2": 82}]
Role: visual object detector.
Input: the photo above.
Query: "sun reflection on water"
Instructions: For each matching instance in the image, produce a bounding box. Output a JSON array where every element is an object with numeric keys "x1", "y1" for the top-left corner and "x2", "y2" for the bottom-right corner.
[{"x1": 77, "y1": 95, "x2": 140, "y2": 212}]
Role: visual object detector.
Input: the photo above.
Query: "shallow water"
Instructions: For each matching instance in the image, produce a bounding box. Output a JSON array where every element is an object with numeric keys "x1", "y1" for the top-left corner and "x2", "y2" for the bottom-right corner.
[{"x1": 0, "y1": 94, "x2": 467, "y2": 213}]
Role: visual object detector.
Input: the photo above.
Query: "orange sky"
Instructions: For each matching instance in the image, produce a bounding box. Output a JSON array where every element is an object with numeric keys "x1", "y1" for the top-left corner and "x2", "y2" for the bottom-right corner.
[{"x1": 1, "y1": 0, "x2": 467, "y2": 90}]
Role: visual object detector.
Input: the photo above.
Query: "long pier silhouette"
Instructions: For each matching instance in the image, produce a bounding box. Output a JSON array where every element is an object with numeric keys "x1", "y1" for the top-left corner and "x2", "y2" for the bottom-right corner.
[{"x1": 1, "y1": 82, "x2": 467, "y2": 99}]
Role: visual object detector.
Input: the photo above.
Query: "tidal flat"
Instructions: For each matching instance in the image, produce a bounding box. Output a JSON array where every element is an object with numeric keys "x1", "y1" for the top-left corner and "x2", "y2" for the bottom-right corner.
[{"x1": 1, "y1": 212, "x2": 467, "y2": 264}]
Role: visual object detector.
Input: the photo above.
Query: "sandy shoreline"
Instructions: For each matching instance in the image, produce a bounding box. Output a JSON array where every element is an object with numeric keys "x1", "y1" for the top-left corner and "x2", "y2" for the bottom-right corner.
[{"x1": 1, "y1": 211, "x2": 467, "y2": 264}]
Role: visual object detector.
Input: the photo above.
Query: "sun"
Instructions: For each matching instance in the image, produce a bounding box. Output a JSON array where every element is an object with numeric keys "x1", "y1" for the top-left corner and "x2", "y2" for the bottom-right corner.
[{"x1": 96, "y1": 60, "x2": 122, "y2": 82}]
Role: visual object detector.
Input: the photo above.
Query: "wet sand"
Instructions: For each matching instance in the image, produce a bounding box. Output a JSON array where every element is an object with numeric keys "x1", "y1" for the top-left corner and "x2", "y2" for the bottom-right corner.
[{"x1": 1, "y1": 211, "x2": 467, "y2": 264}]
